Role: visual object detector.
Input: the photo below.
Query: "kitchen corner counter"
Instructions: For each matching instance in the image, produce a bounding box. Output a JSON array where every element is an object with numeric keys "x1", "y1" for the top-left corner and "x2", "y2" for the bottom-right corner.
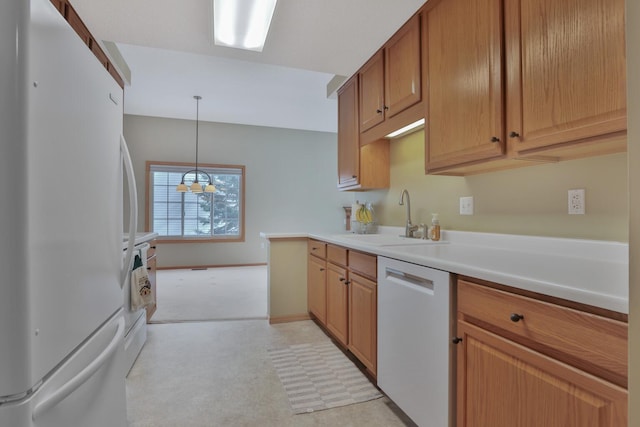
[
  {"x1": 263, "y1": 229, "x2": 628, "y2": 314},
  {"x1": 122, "y1": 232, "x2": 158, "y2": 249}
]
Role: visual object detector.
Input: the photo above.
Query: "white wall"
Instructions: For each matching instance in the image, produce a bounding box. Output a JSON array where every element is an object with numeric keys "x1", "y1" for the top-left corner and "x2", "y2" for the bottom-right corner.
[{"x1": 124, "y1": 115, "x2": 352, "y2": 268}]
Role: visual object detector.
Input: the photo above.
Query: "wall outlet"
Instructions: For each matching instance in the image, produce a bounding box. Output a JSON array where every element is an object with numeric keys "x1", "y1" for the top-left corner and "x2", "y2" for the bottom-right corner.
[
  {"x1": 568, "y1": 189, "x2": 585, "y2": 214},
  {"x1": 460, "y1": 196, "x2": 474, "y2": 215}
]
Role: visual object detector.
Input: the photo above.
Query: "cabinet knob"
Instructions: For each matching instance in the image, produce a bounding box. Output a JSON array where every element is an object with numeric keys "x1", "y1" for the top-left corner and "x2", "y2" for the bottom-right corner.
[
  {"x1": 320, "y1": 268, "x2": 325, "y2": 272},
  {"x1": 490, "y1": 136, "x2": 500, "y2": 143},
  {"x1": 452, "y1": 337, "x2": 463, "y2": 344},
  {"x1": 344, "y1": 280, "x2": 351, "y2": 285},
  {"x1": 384, "y1": 105, "x2": 389, "y2": 111},
  {"x1": 510, "y1": 313, "x2": 524, "y2": 322},
  {"x1": 339, "y1": 277, "x2": 346, "y2": 282},
  {"x1": 352, "y1": 175, "x2": 357, "y2": 179},
  {"x1": 509, "y1": 131, "x2": 520, "y2": 138},
  {"x1": 376, "y1": 109, "x2": 383, "y2": 114}
]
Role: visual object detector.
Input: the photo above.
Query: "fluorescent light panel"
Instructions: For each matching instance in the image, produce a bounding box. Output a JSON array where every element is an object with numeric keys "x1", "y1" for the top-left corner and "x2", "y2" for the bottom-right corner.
[
  {"x1": 386, "y1": 118, "x2": 425, "y2": 138},
  {"x1": 213, "y1": 0, "x2": 277, "y2": 52}
]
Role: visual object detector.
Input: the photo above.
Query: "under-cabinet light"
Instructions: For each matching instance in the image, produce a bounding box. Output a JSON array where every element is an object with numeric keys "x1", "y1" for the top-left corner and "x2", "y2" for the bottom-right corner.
[
  {"x1": 213, "y1": 0, "x2": 277, "y2": 52},
  {"x1": 385, "y1": 119, "x2": 426, "y2": 139}
]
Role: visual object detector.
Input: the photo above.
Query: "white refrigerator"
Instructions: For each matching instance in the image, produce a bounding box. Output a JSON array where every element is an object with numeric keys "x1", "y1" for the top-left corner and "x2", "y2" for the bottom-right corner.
[{"x1": 0, "y1": 0, "x2": 135, "y2": 425}]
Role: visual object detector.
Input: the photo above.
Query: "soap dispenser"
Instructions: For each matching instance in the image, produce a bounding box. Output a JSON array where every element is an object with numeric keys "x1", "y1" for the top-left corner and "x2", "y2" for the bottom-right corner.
[{"x1": 430, "y1": 213, "x2": 441, "y2": 241}]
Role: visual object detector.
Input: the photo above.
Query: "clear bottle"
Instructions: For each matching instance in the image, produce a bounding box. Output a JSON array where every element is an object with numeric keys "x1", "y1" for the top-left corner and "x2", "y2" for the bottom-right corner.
[{"x1": 430, "y1": 213, "x2": 441, "y2": 241}]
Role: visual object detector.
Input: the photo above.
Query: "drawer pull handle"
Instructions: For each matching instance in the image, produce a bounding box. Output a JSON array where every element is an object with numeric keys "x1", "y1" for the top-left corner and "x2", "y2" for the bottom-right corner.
[
  {"x1": 510, "y1": 313, "x2": 524, "y2": 322},
  {"x1": 452, "y1": 337, "x2": 463, "y2": 344}
]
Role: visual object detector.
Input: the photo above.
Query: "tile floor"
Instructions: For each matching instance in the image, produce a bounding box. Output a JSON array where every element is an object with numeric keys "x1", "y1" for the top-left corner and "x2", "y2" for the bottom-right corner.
[{"x1": 126, "y1": 319, "x2": 416, "y2": 427}]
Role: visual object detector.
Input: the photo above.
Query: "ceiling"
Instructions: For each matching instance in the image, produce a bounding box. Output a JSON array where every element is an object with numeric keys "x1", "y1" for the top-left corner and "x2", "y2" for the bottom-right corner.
[{"x1": 70, "y1": 0, "x2": 426, "y2": 133}]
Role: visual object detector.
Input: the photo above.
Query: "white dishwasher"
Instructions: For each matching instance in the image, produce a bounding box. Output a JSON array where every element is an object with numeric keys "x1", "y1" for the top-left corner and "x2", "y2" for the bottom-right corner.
[{"x1": 378, "y1": 256, "x2": 453, "y2": 427}]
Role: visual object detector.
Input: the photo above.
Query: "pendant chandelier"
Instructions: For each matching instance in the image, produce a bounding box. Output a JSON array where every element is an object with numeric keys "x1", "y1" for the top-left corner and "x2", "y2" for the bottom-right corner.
[{"x1": 176, "y1": 96, "x2": 216, "y2": 193}]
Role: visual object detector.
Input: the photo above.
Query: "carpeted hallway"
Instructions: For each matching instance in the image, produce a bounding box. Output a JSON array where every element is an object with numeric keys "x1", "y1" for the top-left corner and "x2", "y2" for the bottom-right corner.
[{"x1": 150, "y1": 266, "x2": 268, "y2": 323}]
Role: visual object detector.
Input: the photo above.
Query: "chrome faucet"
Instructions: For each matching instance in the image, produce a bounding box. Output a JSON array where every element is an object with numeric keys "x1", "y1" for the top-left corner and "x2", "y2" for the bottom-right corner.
[{"x1": 399, "y1": 189, "x2": 419, "y2": 238}]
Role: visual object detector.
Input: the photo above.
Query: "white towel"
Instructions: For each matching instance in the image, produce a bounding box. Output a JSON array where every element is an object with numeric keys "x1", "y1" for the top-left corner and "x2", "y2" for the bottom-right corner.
[{"x1": 130, "y1": 250, "x2": 153, "y2": 311}]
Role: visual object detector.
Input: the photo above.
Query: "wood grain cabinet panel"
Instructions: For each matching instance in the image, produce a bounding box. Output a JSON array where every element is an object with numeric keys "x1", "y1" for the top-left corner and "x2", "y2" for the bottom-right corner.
[
  {"x1": 359, "y1": 51, "x2": 386, "y2": 133},
  {"x1": 424, "y1": 0, "x2": 504, "y2": 172},
  {"x1": 456, "y1": 278, "x2": 628, "y2": 426},
  {"x1": 348, "y1": 272, "x2": 377, "y2": 375},
  {"x1": 384, "y1": 15, "x2": 421, "y2": 119},
  {"x1": 505, "y1": 0, "x2": 627, "y2": 155},
  {"x1": 307, "y1": 255, "x2": 327, "y2": 325},
  {"x1": 457, "y1": 321, "x2": 627, "y2": 427},
  {"x1": 326, "y1": 264, "x2": 349, "y2": 346},
  {"x1": 337, "y1": 77, "x2": 390, "y2": 191}
]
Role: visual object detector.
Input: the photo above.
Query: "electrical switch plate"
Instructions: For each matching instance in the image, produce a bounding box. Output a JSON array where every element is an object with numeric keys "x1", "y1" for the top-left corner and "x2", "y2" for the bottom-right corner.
[
  {"x1": 460, "y1": 196, "x2": 474, "y2": 215},
  {"x1": 568, "y1": 189, "x2": 585, "y2": 214}
]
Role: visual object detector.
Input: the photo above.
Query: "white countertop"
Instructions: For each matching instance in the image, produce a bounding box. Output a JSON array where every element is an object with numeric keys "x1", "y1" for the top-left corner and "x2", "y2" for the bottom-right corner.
[
  {"x1": 122, "y1": 232, "x2": 158, "y2": 250},
  {"x1": 261, "y1": 228, "x2": 628, "y2": 314}
]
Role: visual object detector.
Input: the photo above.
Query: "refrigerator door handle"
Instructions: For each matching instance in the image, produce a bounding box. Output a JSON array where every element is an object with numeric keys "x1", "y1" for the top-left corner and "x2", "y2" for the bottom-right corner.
[
  {"x1": 121, "y1": 134, "x2": 138, "y2": 288},
  {"x1": 32, "y1": 317, "x2": 125, "y2": 420}
]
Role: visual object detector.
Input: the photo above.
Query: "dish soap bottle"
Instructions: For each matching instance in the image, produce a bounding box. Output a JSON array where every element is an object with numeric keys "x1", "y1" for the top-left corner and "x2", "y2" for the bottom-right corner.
[{"x1": 430, "y1": 213, "x2": 441, "y2": 241}]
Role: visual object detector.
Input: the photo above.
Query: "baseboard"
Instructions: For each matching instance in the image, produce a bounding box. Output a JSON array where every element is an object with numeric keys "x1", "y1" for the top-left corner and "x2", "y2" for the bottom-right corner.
[
  {"x1": 269, "y1": 313, "x2": 311, "y2": 324},
  {"x1": 157, "y1": 263, "x2": 267, "y2": 271}
]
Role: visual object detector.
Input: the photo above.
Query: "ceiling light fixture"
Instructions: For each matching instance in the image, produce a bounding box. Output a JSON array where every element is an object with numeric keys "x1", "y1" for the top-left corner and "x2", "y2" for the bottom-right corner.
[
  {"x1": 385, "y1": 118, "x2": 426, "y2": 139},
  {"x1": 213, "y1": 0, "x2": 277, "y2": 52},
  {"x1": 176, "y1": 96, "x2": 216, "y2": 194}
]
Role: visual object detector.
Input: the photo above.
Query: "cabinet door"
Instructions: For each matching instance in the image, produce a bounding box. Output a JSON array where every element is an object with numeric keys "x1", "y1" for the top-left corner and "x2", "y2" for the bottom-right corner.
[
  {"x1": 337, "y1": 77, "x2": 359, "y2": 188},
  {"x1": 505, "y1": 0, "x2": 626, "y2": 153},
  {"x1": 457, "y1": 321, "x2": 628, "y2": 427},
  {"x1": 359, "y1": 51, "x2": 385, "y2": 132},
  {"x1": 326, "y1": 264, "x2": 349, "y2": 346},
  {"x1": 424, "y1": 0, "x2": 504, "y2": 172},
  {"x1": 385, "y1": 15, "x2": 421, "y2": 119},
  {"x1": 307, "y1": 256, "x2": 327, "y2": 325},
  {"x1": 348, "y1": 273, "x2": 377, "y2": 375}
]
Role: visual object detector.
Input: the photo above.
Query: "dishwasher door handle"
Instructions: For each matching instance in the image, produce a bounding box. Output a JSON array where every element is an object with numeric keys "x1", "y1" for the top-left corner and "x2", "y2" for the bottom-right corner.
[{"x1": 385, "y1": 267, "x2": 435, "y2": 294}]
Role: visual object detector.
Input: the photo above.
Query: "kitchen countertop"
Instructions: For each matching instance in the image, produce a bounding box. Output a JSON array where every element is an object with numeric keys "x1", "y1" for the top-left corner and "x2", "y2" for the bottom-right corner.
[
  {"x1": 122, "y1": 232, "x2": 158, "y2": 250},
  {"x1": 261, "y1": 228, "x2": 628, "y2": 314}
]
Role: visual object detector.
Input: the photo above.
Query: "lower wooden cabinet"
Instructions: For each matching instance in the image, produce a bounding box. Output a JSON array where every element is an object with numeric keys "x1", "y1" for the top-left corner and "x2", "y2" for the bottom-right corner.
[
  {"x1": 456, "y1": 278, "x2": 628, "y2": 426},
  {"x1": 457, "y1": 321, "x2": 627, "y2": 427},
  {"x1": 307, "y1": 255, "x2": 327, "y2": 324},
  {"x1": 307, "y1": 239, "x2": 378, "y2": 377},
  {"x1": 326, "y1": 264, "x2": 349, "y2": 346},
  {"x1": 348, "y1": 272, "x2": 377, "y2": 374}
]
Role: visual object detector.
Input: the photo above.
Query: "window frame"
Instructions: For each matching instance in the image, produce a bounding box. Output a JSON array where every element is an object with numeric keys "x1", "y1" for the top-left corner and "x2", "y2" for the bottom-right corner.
[{"x1": 145, "y1": 161, "x2": 246, "y2": 244}]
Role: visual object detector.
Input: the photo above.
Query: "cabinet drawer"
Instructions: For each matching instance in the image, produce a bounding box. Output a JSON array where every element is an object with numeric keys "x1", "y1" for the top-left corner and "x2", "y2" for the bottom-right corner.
[
  {"x1": 349, "y1": 251, "x2": 377, "y2": 280},
  {"x1": 327, "y1": 245, "x2": 348, "y2": 266},
  {"x1": 458, "y1": 279, "x2": 628, "y2": 387},
  {"x1": 308, "y1": 239, "x2": 327, "y2": 259}
]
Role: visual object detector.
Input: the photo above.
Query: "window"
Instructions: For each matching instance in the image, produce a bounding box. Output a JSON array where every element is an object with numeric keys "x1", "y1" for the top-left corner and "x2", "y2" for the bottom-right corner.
[{"x1": 146, "y1": 162, "x2": 245, "y2": 242}]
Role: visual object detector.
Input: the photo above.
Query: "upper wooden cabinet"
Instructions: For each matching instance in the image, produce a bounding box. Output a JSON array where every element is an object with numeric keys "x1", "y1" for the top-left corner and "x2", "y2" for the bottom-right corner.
[
  {"x1": 359, "y1": 15, "x2": 423, "y2": 137},
  {"x1": 505, "y1": 0, "x2": 627, "y2": 155},
  {"x1": 425, "y1": 0, "x2": 627, "y2": 174},
  {"x1": 337, "y1": 76, "x2": 390, "y2": 191},
  {"x1": 424, "y1": 0, "x2": 504, "y2": 172},
  {"x1": 359, "y1": 51, "x2": 386, "y2": 133},
  {"x1": 337, "y1": 76, "x2": 360, "y2": 188}
]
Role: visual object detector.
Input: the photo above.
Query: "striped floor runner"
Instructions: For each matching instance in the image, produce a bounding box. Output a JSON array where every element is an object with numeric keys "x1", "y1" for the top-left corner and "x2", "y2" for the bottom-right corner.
[{"x1": 268, "y1": 341, "x2": 382, "y2": 414}]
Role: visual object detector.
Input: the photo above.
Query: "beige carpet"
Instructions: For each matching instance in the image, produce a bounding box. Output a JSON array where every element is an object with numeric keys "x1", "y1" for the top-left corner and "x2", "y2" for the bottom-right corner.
[
  {"x1": 150, "y1": 266, "x2": 268, "y2": 322},
  {"x1": 269, "y1": 342, "x2": 383, "y2": 414}
]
